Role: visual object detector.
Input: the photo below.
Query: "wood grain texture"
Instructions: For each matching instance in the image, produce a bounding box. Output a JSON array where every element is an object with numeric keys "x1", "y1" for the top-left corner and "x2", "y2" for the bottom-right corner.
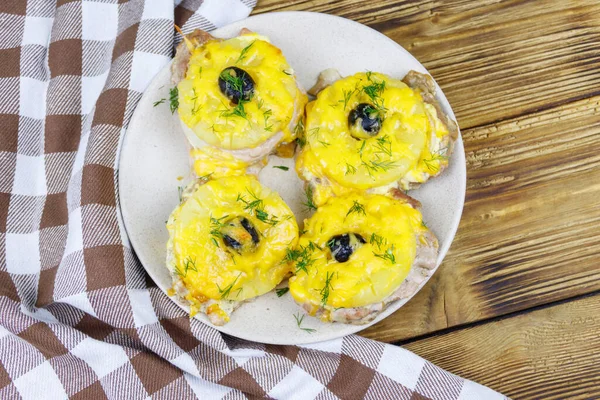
[
  {"x1": 254, "y1": 0, "x2": 600, "y2": 129},
  {"x1": 402, "y1": 293, "x2": 600, "y2": 399},
  {"x1": 361, "y1": 94, "x2": 600, "y2": 342}
]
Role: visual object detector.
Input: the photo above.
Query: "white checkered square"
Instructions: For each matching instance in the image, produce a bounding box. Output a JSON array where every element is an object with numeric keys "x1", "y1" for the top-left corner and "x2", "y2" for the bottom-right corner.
[
  {"x1": 82, "y1": 1, "x2": 118, "y2": 41},
  {"x1": 12, "y1": 154, "x2": 46, "y2": 196},
  {"x1": 64, "y1": 207, "x2": 83, "y2": 255},
  {"x1": 5, "y1": 231, "x2": 41, "y2": 274},
  {"x1": 377, "y1": 345, "x2": 426, "y2": 390},
  {"x1": 13, "y1": 360, "x2": 68, "y2": 400},
  {"x1": 184, "y1": 374, "x2": 232, "y2": 399},
  {"x1": 141, "y1": 0, "x2": 173, "y2": 20},
  {"x1": 19, "y1": 77, "x2": 48, "y2": 119},
  {"x1": 129, "y1": 51, "x2": 170, "y2": 92},
  {"x1": 71, "y1": 337, "x2": 129, "y2": 379},
  {"x1": 128, "y1": 289, "x2": 158, "y2": 327},
  {"x1": 199, "y1": 0, "x2": 252, "y2": 27},
  {"x1": 22, "y1": 17, "x2": 53, "y2": 47},
  {"x1": 82, "y1": 72, "x2": 108, "y2": 115},
  {"x1": 458, "y1": 380, "x2": 506, "y2": 400},
  {"x1": 269, "y1": 365, "x2": 325, "y2": 400}
]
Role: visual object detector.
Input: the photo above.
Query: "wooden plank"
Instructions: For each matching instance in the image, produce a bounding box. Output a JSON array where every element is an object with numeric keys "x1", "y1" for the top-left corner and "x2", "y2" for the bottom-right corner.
[
  {"x1": 253, "y1": 0, "x2": 600, "y2": 129},
  {"x1": 402, "y1": 293, "x2": 600, "y2": 400},
  {"x1": 360, "y1": 95, "x2": 600, "y2": 342}
]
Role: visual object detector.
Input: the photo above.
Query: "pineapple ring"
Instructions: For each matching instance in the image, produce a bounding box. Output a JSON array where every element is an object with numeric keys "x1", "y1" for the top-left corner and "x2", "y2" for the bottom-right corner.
[
  {"x1": 288, "y1": 192, "x2": 428, "y2": 313},
  {"x1": 177, "y1": 32, "x2": 307, "y2": 150}
]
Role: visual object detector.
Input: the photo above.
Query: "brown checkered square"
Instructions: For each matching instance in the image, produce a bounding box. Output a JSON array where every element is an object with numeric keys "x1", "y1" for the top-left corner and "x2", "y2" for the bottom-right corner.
[
  {"x1": 160, "y1": 317, "x2": 201, "y2": 352},
  {"x1": 0, "y1": 361, "x2": 10, "y2": 389},
  {"x1": 36, "y1": 265, "x2": 58, "y2": 307},
  {"x1": 40, "y1": 192, "x2": 68, "y2": 229},
  {"x1": 327, "y1": 354, "x2": 377, "y2": 399},
  {"x1": 18, "y1": 322, "x2": 69, "y2": 359},
  {"x1": 44, "y1": 115, "x2": 82, "y2": 153},
  {"x1": 92, "y1": 88, "x2": 128, "y2": 127},
  {"x1": 49, "y1": 39, "x2": 82, "y2": 77},
  {"x1": 71, "y1": 381, "x2": 108, "y2": 400},
  {"x1": 84, "y1": 245, "x2": 125, "y2": 291},
  {"x1": 0, "y1": 1, "x2": 27, "y2": 14},
  {"x1": 0, "y1": 193, "x2": 10, "y2": 233},
  {"x1": 130, "y1": 352, "x2": 184, "y2": 395},
  {"x1": 81, "y1": 164, "x2": 116, "y2": 206},
  {"x1": 113, "y1": 23, "x2": 139, "y2": 62},
  {"x1": 219, "y1": 367, "x2": 267, "y2": 398},
  {"x1": 0, "y1": 114, "x2": 19, "y2": 152}
]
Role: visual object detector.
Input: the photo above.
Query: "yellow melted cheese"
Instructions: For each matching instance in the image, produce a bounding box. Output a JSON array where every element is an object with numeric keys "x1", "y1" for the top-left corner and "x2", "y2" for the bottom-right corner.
[
  {"x1": 177, "y1": 33, "x2": 307, "y2": 150},
  {"x1": 190, "y1": 146, "x2": 252, "y2": 179},
  {"x1": 167, "y1": 176, "x2": 298, "y2": 303},
  {"x1": 297, "y1": 72, "x2": 449, "y2": 204},
  {"x1": 288, "y1": 193, "x2": 427, "y2": 310}
]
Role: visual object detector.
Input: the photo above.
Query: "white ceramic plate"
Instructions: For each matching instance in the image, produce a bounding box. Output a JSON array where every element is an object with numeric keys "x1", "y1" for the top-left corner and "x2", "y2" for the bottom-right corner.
[{"x1": 119, "y1": 11, "x2": 465, "y2": 345}]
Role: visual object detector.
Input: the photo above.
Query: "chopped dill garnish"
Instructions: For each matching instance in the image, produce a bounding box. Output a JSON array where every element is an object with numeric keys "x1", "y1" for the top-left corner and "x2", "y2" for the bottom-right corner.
[
  {"x1": 361, "y1": 158, "x2": 398, "y2": 177},
  {"x1": 340, "y1": 89, "x2": 355, "y2": 110},
  {"x1": 369, "y1": 233, "x2": 387, "y2": 250},
  {"x1": 318, "y1": 140, "x2": 331, "y2": 148},
  {"x1": 209, "y1": 214, "x2": 229, "y2": 247},
  {"x1": 177, "y1": 186, "x2": 184, "y2": 203},
  {"x1": 273, "y1": 165, "x2": 289, "y2": 171},
  {"x1": 216, "y1": 272, "x2": 242, "y2": 299},
  {"x1": 276, "y1": 287, "x2": 289, "y2": 297},
  {"x1": 294, "y1": 119, "x2": 306, "y2": 147},
  {"x1": 346, "y1": 200, "x2": 366, "y2": 218},
  {"x1": 374, "y1": 135, "x2": 392, "y2": 157},
  {"x1": 284, "y1": 242, "x2": 318, "y2": 274},
  {"x1": 237, "y1": 188, "x2": 279, "y2": 226},
  {"x1": 308, "y1": 127, "x2": 320, "y2": 138},
  {"x1": 361, "y1": 72, "x2": 386, "y2": 112},
  {"x1": 173, "y1": 256, "x2": 197, "y2": 278},
  {"x1": 373, "y1": 245, "x2": 396, "y2": 264},
  {"x1": 220, "y1": 99, "x2": 249, "y2": 121},
  {"x1": 153, "y1": 98, "x2": 165, "y2": 107},
  {"x1": 422, "y1": 220, "x2": 428, "y2": 228},
  {"x1": 236, "y1": 41, "x2": 256, "y2": 64},
  {"x1": 358, "y1": 140, "x2": 367, "y2": 156},
  {"x1": 345, "y1": 163, "x2": 357, "y2": 175},
  {"x1": 303, "y1": 186, "x2": 317, "y2": 212},
  {"x1": 319, "y1": 271, "x2": 335, "y2": 306},
  {"x1": 422, "y1": 147, "x2": 449, "y2": 173},
  {"x1": 294, "y1": 313, "x2": 316, "y2": 333},
  {"x1": 263, "y1": 108, "x2": 273, "y2": 131},
  {"x1": 282, "y1": 69, "x2": 293, "y2": 76},
  {"x1": 169, "y1": 87, "x2": 179, "y2": 114}
]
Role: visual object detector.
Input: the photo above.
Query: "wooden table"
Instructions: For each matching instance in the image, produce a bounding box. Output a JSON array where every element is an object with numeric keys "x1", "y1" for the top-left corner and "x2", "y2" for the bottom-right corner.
[{"x1": 254, "y1": 1, "x2": 600, "y2": 398}]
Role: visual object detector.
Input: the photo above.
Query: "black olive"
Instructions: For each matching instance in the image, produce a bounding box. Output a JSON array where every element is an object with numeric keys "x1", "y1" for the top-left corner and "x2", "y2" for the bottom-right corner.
[
  {"x1": 240, "y1": 217, "x2": 259, "y2": 244},
  {"x1": 348, "y1": 103, "x2": 382, "y2": 137},
  {"x1": 223, "y1": 235, "x2": 242, "y2": 250},
  {"x1": 218, "y1": 67, "x2": 255, "y2": 104},
  {"x1": 220, "y1": 217, "x2": 260, "y2": 254},
  {"x1": 328, "y1": 233, "x2": 366, "y2": 263}
]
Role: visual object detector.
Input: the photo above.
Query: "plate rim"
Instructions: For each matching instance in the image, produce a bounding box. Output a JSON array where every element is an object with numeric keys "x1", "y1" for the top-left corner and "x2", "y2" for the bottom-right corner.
[{"x1": 118, "y1": 11, "x2": 466, "y2": 345}]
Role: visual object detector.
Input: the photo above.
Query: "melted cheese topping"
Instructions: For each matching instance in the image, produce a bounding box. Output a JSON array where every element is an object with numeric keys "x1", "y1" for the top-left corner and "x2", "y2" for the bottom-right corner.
[
  {"x1": 288, "y1": 193, "x2": 426, "y2": 310},
  {"x1": 297, "y1": 72, "x2": 449, "y2": 204},
  {"x1": 167, "y1": 176, "x2": 298, "y2": 304},
  {"x1": 177, "y1": 33, "x2": 307, "y2": 150},
  {"x1": 190, "y1": 146, "x2": 251, "y2": 179}
]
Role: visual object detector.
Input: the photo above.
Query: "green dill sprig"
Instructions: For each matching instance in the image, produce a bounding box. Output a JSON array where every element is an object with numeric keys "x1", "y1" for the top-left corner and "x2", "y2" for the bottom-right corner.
[
  {"x1": 177, "y1": 186, "x2": 184, "y2": 203},
  {"x1": 374, "y1": 135, "x2": 392, "y2": 157},
  {"x1": 319, "y1": 271, "x2": 335, "y2": 306},
  {"x1": 361, "y1": 158, "x2": 398, "y2": 177},
  {"x1": 422, "y1": 220, "x2": 428, "y2": 228},
  {"x1": 169, "y1": 87, "x2": 179, "y2": 114},
  {"x1": 209, "y1": 215, "x2": 229, "y2": 247},
  {"x1": 173, "y1": 256, "x2": 198, "y2": 278},
  {"x1": 273, "y1": 165, "x2": 289, "y2": 171},
  {"x1": 373, "y1": 244, "x2": 396, "y2": 264},
  {"x1": 293, "y1": 313, "x2": 316, "y2": 333},
  {"x1": 345, "y1": 163, "x2": 357, "y2": 175},
  {"x1": 263, "y1": 108, "x2": 273, "y2": 131},
  {"x1": 153, "y1": 98, "x2": 166, "y2": 107},
  {"x1": 346, "y1": 200, "x2": 366, "y2": 218},
  {"x1": 369, "y1": 233, "x2": 387, "y2": 250},
  {"x1": 237, "y1": 188, "x2": 279, "y2": 226},
  {"x1": 284, "y1": 241, "x2": 318, "y2": 274},
  {"x1": 216, "y1": 272, "x2": 242, "y2": 299},
  {"x1": 303, "y1": 186, "x2": 317, "y2": 212},
  {"x1": 422, "y1": 147, "x2": 449, "y2": 173},
  {"x1": 276, "y1": 287, "x2": 289, "y2": 297},
  {"x1": 282, "y1": 69, "x2": 293, "y2": 76},
  {"x1": 361, "y1": 72, "x2": 387, "y2": 112},
  {"x1": 236, "y1": 41, "x2": 255, "y2": 64},
  {"x1": 340, "y1": 88, "x2": 355, "y2": 110},
  {"x1": 294, "y1": 119, "x2": 306, "y2": 147}
]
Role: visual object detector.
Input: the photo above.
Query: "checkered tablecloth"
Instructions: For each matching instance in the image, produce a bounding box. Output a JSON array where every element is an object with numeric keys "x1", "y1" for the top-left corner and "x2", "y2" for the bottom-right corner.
[{"x1": 0, "y1": 0, "x2": 508, "y2": 398}]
